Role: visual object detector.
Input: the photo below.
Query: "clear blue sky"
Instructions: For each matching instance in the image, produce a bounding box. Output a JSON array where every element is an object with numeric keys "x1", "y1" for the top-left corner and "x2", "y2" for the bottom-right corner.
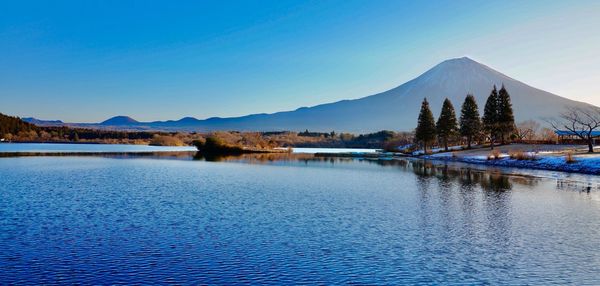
[{"x1": 1, "y1": 0, "x2": 599, "y2": 122}]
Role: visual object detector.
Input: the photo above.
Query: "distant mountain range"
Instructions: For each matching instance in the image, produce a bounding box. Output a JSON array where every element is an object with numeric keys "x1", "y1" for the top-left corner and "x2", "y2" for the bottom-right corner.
[
  {"x1": 23, "y1": 57, "x2": 595, "y2": 133},
  {"x1": 22, "y1": 118, "x2": 64, "y2": 125}
]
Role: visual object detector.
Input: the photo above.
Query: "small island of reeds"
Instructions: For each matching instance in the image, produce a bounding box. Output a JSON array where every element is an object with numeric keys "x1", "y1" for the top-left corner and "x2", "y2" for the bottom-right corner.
[{"x1": 193, "y1": 136, "x2": 289, "y2": 155}]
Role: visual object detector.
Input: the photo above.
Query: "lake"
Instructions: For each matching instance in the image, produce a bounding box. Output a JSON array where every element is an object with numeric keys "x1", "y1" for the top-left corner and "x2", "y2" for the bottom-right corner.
[
  {"x1": 1, "y1": 150, "x2": 600, "y2": 284},
  {"x1": 0, "y1": 143, "x2": 377, "y2": 154},
  {"x1": 0, "y1": 142, "x2": 197, "y2": 153}
]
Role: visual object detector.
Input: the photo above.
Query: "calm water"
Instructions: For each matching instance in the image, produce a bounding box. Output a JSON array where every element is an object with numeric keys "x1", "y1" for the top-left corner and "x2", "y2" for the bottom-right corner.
[
  {"x1": 0, "y1": 143, "x2": 197, "y2": 153},
  {"x1": 0, "y1": 143, "x2": 376, "y2": 154},
  {"x1": 1, "y1": 153, "x2": 600, "y2": 284},
  {"x1": 287, "y1": 147, "x2": 378, "y2": 153}
]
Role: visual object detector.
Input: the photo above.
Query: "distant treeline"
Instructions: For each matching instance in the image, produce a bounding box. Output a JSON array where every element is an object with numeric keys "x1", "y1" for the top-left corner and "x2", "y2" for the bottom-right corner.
[
  {"x1": 1, "y1": 112, "x2": 413, "y2": 148},
  {"x1": 0, "y1": 113, "x2": 37, "y2": 137},
  {"x1": 41, "y1": 126, "x2": 156, "y2": 141},
  {"x1": 192, "y1": 130, "x2": 413, "y2": 150},
  {"x1": 0, "y1": 112, "x2": 159, "y2": 144}
]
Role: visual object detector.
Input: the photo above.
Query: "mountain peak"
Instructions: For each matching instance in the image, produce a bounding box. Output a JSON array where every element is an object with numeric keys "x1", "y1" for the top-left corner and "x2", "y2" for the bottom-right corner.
[
  {"x1": 435, "y1": 56, "x2": 483, "y2": 68},
  {"x1": 101, "y1": 116, "x2": 139, "y2": 125},
  {"x1": 177, "y1": 117, "x2": 200, "y2": 123},
  {"x1": 445, "y1": 56, "x2": 475, "y2": 62},
  {"x1": 409, "y1": 56, "x2": 509, "y2": 90}
]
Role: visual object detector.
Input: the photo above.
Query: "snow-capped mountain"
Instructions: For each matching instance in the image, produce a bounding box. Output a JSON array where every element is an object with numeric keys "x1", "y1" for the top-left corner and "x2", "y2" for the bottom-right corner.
[{"x1": 25, "y1": 57, "x2": 595, "y2": 133}]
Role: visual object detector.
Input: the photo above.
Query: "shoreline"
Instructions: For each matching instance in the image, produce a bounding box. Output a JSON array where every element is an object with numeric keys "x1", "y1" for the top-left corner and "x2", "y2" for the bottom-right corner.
[
  {"x1": 315, "y1": 150, "x2": 600, "y2": 175},
  {"x1": 420, "y1": 155, "x2": 600, "y2": 175}
]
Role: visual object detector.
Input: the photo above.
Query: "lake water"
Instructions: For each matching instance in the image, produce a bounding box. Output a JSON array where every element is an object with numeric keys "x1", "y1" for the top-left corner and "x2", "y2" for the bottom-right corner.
[
  {"x1": 0, "y1": 142, "x2": 198, "y2": 153},
  {"x1": 1, "y1": 152, "x2": 600, "y2": 284},
  {"x1": 0, "y1": 143, "x2": 377, "y2": 154},
  {"x1": 287, "y1": 147, "x2": 378, "y2": 153}
]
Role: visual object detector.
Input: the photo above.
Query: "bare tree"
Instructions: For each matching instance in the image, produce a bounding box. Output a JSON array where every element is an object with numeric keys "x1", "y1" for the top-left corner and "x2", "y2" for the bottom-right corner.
[
  {"x1": 516, "y1": 120, "x2": 540, "y2": 142},
  {"x1": 548, "y1": 106, "x2": 600, "y2": 153},
  {"x1": 539, "y1": 127, "x2": 558, "y2": 142}
]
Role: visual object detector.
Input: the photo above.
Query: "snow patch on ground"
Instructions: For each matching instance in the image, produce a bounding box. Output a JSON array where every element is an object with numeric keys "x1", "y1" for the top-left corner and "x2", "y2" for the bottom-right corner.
[{"x1": 423, "y1": 153, "x2": 600, "y2": 175}]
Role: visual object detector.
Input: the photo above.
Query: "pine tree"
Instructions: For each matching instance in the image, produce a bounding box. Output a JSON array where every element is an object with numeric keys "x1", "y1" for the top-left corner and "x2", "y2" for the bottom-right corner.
[
  {"x1": 483, "y1": 86, "x2": 500, "y2": 149},
  {"x1": 436, "y1": 98, "x2": 458, "y2": 151},
  {"x1": 497, "y1": 85, "x2": 516, "y2": 144},
  {"x1": 415, "y1": 98, "x2": 437, "y2": 152},
  {"x1": 459, "y1": 94, "x2": 481, "y2": 149}
]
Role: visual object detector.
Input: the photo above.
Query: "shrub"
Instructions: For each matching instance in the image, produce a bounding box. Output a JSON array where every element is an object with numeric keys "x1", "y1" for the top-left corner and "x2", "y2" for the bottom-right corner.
[
  {"x1": 487, "y1": 149, "x2": 501, "y2": 160},
  {"x1": 149, "y1": 135, "x2": 185, "y2": 146},
  {"x1": 565, "y1": 152, "x2": 577, "y2": 164},
  {"x1": 509, "y1": 150, "x2": 536, "y2": 160},
  {"x1": 194, "y1": 136, "x2": 245, "y2": 154}
]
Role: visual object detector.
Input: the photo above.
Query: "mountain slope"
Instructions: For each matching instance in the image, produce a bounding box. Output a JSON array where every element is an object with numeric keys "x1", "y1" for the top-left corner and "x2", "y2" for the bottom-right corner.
[
  {"x1": 150, "y1": 57, "x2": 592, "y2": 133},
  {"x1": 27, "y1": 57, "x2": 595, "y2": 133}
]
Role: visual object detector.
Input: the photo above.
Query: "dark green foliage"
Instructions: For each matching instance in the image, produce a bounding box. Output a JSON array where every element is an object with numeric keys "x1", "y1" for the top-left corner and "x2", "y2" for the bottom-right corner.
[
  {"x1": 436, "y1": 98, "x2": 458, "y2": 151},
  {"x1": 415, "y1": 98, "x2": 437, "y2": 151},
  {"x1": 286, "y1": 130, "x2": 410, "y2": 149},
  {"x1": 497, "y1": 85, "x2": 516, "y2": 144},
  {"x1": 299, "y1": 130, "x2": 336, "y2": 138},
  {"x1": 481, "y1": 85, "x2": 516, "y2": 146},
  {"x1": 42, "y1": 126, "x2": 156, "y2": 141},
  {"x1": 482, "y1": 86, "x2": 500, "y2": 146},
  {"x1": 344, "y1": 130, "x2": 397, "y2": 148},
  {"x1": 459, "y1": 94, "x2": 481, "y2": 148}
]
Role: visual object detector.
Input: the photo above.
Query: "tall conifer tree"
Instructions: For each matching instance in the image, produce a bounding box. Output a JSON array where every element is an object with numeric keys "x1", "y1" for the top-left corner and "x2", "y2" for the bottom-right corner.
[
  {"x1": 483, "y1": 86, "x2": 500, "y2": 149},
  {"x1": 459, "y1": 94, "x2": 481, "y2": 149},
  {"x1": 415, "y1": 98, "x2": 437, "y2": 152},
  {"x1": 497, "y1": 85, "x2": 516, "y2": 144},
  {"x1": 436, "y1": 98, "x2": 458, "y2": 151}
]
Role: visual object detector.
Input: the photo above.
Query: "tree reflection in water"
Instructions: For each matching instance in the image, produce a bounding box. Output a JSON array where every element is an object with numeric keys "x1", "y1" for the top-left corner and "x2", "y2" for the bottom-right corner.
[
  {"x1": 23, "y1": 150, "x2": 592, "y2": 194},
  {"x1": 191, "y1": 153, "x2": 548, "y2": 193}
]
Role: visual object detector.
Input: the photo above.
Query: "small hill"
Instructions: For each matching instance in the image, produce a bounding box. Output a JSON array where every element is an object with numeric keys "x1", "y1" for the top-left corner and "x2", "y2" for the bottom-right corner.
[{"x1": 100, "y1": 116, "x2": 139, "y2": 126}]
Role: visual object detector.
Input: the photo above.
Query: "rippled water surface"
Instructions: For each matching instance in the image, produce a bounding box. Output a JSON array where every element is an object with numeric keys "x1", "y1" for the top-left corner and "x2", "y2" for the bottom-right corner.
[{"x1": 1, "y1": 155, "x2": 600, "y2": 284}]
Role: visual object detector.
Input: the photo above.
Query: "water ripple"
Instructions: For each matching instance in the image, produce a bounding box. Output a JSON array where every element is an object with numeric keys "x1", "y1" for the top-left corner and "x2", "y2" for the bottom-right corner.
[{"x1": 0, "y1": 156, "x2": 599, "y2": 284}]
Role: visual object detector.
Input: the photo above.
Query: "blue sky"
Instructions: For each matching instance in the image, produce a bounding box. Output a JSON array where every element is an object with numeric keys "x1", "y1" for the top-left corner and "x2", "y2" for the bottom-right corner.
[{"x1": 1, "y1": 0, "x2": 599, "y2": 122}]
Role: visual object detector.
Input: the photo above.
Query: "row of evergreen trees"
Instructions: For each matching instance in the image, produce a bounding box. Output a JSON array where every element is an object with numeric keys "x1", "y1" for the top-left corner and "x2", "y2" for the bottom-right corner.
[{"x1": 415, "y1": 85, "x2": 515, "y2": 151}]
